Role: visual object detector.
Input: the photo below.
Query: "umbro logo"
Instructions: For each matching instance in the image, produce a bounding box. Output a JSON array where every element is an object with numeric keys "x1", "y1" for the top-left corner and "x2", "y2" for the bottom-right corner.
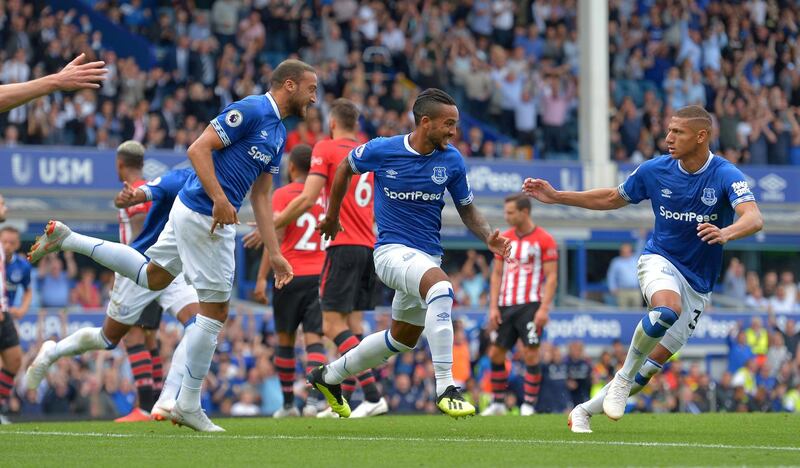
[
  {"x1": 402, "y1": 252, "x2": 416, "y2": 261},
  {"x1": 661, "y1": 188, "x2": 672, "y2": 198},
  {"x1": 261, "y1": 130, "x2": 268, "y2": 139},
  {"x1": 436, "y1": 312, "x2": 450, "y2": 321},
  {"x1": 386, "y1": 169, "x2": 398, "y2": 179}
]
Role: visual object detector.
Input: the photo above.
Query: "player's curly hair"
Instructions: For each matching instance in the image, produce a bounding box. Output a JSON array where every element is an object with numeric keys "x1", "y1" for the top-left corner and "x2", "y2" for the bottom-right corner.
[{"x1": 412, "y1": 88, "x2": 456, "y2": 125}]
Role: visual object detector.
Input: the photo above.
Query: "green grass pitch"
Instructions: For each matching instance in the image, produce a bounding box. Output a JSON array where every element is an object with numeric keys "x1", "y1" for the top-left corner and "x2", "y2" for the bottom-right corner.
[{"x1": 1, "y1": 413, "x2": 798, "y2": 467}]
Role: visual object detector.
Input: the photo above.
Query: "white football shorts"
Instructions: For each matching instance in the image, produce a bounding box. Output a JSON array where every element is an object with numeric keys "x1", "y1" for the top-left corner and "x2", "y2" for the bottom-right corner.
[
  {"x1": 145, "y1": 197, "x2": 236, "y2": 302},
  {"x1": 637, "y1": 253, "x2": 711, "y2": 354},
  {"x1": 373, "y1": 244, "x2": 442, "y2": 327},
  {"x1": 106, "y1": 272, "x2": 198, "y2": 325}
]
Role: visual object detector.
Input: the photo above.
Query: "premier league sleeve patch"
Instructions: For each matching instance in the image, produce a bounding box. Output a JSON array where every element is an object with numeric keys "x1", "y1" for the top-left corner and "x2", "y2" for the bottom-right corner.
[{"x1": 225, "y1": 109, "x2": 243, "y2": 128}]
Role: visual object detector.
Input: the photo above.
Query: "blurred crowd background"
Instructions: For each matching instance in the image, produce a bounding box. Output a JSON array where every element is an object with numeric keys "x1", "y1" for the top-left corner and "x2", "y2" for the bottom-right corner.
[{"x1": 2, "y1": 0, "x2": 800, "y2": 163}]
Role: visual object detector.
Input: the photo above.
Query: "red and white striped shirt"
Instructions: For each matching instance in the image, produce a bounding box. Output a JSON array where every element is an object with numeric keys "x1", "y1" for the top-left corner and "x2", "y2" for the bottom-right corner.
[
  {"x1": 496, "y1": 227, "x2": 558, "y2": 307},
  {"x1": 118, "y1": 179, "x2": 151, "y2": 245}
]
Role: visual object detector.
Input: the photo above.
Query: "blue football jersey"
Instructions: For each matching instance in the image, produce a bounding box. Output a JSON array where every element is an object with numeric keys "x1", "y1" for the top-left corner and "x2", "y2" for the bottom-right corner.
[
  {"x1": 132, "y1": 168, "x2": 194, "y2": 255},
  {"x1": 348, "y1": 134, "x2": 474, "y2": 256},
  {"x1": 618, "y1": 154, "x2": 756, "y2": 293},
  {"x1": 4, "y1": 253, "x2": 31, "y2": 306},
  {"x1": 179, "y1": 93, "x2": 286, "y2": 216}
]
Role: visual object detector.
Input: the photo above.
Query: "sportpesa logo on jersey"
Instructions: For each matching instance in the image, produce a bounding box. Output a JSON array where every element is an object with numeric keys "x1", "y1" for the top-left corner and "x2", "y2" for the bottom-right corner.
[
  {"x1": 659, "y1": 206, "x2": 718, "y2": 223},
  {"x1": 248, "y1": 146, "x2": 272, "y2": 164},
  {"x1": 383, "y1": 187, "x2": 442, "y2": 201}
]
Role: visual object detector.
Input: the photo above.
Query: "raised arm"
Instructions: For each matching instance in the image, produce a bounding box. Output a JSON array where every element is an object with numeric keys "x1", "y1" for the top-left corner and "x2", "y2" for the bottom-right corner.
[
  {"x1": 274, "y1": 174, "x2": 326, "y2": 229},
  {"x1": 317, "y1": 158, "x2": 356, "y2": 240},
  {"x1": 251, "y1": 173, "x2": 292, "y2": 289},
  {"x1": 523, "y1": 178, "x2": 629, "y2": 211},
  {"x1": 0, "y1": 54, "x2": 107, "y2": 113}
]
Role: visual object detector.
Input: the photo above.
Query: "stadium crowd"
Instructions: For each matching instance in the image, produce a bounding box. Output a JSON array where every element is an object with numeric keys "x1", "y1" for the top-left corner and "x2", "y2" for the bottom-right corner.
[
  {"x1": 2, "y1": 0, "x2": 800, "y2": 162},
  {"x1": 11, "y1": 306, "x2": 800, "y2": 418},
  {"x1": 3, "y1": 248, "x2": 799, "y2": 419}
]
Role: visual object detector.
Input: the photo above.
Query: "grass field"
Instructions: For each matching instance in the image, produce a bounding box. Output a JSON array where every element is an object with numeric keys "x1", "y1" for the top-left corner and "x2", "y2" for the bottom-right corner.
[{"x1": 1, "y1": 413, "x2": 798, "y2": 467}]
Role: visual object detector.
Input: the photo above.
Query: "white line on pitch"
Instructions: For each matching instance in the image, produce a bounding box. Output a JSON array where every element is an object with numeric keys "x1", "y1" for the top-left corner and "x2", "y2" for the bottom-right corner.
[{"x1": 1, "y1": 430, "x2": 798, "y2": 453}]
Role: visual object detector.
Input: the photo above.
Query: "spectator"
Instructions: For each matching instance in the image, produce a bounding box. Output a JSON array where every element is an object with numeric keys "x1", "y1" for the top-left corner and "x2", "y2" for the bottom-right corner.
[
  {"x1": 745, "y1": 317, "x2": 769, "y2": 366},
  {"x1": 460, "y1": 250, "x2": 490, "y2": 307},
  {"x1": 723, "y1": 258, "x2": 747, "y2": 300},
  {"x1": 71, "y1": 267, "x2": 102, "y2": 309},
  {"x1": 565, "y1": 341, "x2": 591, "y2": 407},
  {"x1": 36, "y1": 253, "x2": 77, "y2": 309},
  {"x1": 607, "y1": 243, "x2": 642, "y2": 308},
  {"x1": 727, "y1": 326, "x2": 755, "y2": 373}
]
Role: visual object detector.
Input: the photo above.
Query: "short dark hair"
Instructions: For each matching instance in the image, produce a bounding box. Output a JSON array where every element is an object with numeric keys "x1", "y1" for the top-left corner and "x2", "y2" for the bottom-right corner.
[
  {"x1": 329, "y1": 98, "x2": 359, "y2": 131},
  {"x1": 412, "y1": 88, "x2": 456, "y2": 125},
  {"x1": 289, "y1": 144, "x2": 312, "y2": 173},
  {"x1": 504, "y1": 193, "x2": 531, "y2": 212},
  {"x1": 674, "y1": 105, "x2": 712, "y2": 129},
  {"x1": 116, "y1": 140, "x2": 145, "y2": 169},
  {"x1": 0, "y1": 226, "x2": 19, "y2": 236},
  {"x1": 271, "y1": 59, "x2": 316, "y2": 88}
]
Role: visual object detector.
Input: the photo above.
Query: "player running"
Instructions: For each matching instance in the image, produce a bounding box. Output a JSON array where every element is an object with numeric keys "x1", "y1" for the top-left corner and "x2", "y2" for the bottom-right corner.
[
  {"x1": 271, "y1": 98, "x2": 387, "y2": 418},
  {"x1": 25, "y1": 164, "x2": 200, "y2": 422},
  {"x1": 309, "y1": 88, "x2": 511, "y2": 419},
  {"x1": 522, "y1": 105, "x2": 763, "y2": 433},
  {"x1": 481, "y1": 193, "x2": 558, "y2": 417},
  {"x1": 27, "y1": 59, "x2": 317, "y2": 431},
  {"x1": 252, "y1": 144, "x2": 329, "y2": 418}
]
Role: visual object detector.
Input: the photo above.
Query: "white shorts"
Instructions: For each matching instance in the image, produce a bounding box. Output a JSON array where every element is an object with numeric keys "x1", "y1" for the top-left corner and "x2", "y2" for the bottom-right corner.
[
  {"x1": 145, "y1": 197, "x2": 236, "y2": 301},
  {"x1": 107, "y1": 272, "x2": 198, "y2": 325},
  {"x1": 374, "y1": 244, "x2": 441, "y2": 327},
  {"x1": 637, "y1": 254, "x2": 711, "y2": 354}
]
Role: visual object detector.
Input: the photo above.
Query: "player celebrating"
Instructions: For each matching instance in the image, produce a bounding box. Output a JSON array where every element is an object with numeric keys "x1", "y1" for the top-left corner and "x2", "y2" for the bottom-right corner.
[
  {"x1": 310, "y1": 88, "x2": 511, "y2": 418},
  {"x1": 522, "y1": 105, "x2": 763, "y2": 432},
  {"x1": 28, "y1": 59, "x2": 317, "y2": 431},
  {"x1": 253, "y1": 144, "x2": 329, "y2": 418},
  {"x1": 481, "y1": 193, "x2": 558, "y2": 417},
  {"x1": 271, "y1": 98, "x2": 387, "y2": 417},
  {"x1": 25, "y1": 165, "x2": 200, "y2": 422}
]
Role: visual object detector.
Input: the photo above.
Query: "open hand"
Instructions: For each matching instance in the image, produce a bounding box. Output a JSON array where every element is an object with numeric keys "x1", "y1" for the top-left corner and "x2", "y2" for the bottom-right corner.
[
  {"x1": 56, "y1": 53, "x2": 108, "y2": 91},
  {"x1": 270, "y1": 254, "x2": 294, "y2": 289},
  {"x1": 487, "y1": 229, "x2": 512, "y2": 259},
  {"x1": 522, "y1": 178, "x2": 559, "y2": 204},
  {"x1": 242, "y1": 222, "x2": 263, "y2": 249}
]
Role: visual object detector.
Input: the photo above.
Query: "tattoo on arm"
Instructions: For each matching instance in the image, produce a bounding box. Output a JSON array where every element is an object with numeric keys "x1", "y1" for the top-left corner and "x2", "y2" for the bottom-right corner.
[{"x1": 456, "y1": 204, "x2": 492, "y2": 243}]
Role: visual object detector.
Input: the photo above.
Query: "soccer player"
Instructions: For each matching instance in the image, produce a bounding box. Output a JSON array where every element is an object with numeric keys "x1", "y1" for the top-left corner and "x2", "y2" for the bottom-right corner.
[
  {"x1": 309, "y1": 88, "x2": 511, "y2": 418},
  {"x1": 481, "y1": 193, "x2": 558, "y2": 417},
  {"x1": 112, "y1": 141, "x2": 164, "y2": 422},
  {"x1": 2, "y1": 227, "x2": 33, "y2": 320},
  {"x1": 522, "y1": 105, "x2": 763, "y2": 432},
  {"x1": 0, "y1": 53, "x2": 107, "y2": 113},
  {"x1": 253, "y1": 144, "x2": 328, "y2": 418},
  {"x1": 272, "y1": 98, "x2": 387, "y2": 417},
  {"x1": 0, "y1": 195, "x2": 24, "y2": 424},
  {"x1": 25, "y1": 165, "x2": 199, "y2": 422},
  {"x1": 28, "y1": 59, "x2": 317, "y2": 431}
]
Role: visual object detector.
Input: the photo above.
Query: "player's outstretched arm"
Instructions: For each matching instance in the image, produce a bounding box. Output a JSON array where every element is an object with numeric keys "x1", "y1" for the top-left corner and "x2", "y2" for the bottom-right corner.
[
  {"x1": 317, "y1": 158, "x2": 355, "y2": 241},
  {"x1": 114, "y1": 182, "x2": 148, "y2": 208},
  {"x1": 188, "y1": 125, "x2": 238, "y2": 233},
  {"x1": 522, "y1": 178, "x2": 628, "y2": 211},
  {"x1": 455, "y1": 203, "x2": 511, "y2": 259},
  {"x1": 697, "y1": 201, "x2": 763, "y2": 245},
  {"x1": 274, "y1": 174, "x2": 326, "y2": 229},
  {"x1": 0, "y1": 53, "x2": 107, "y2": 113},
  {"x1": 251, "y1": 173, "x2": 293, "y2": 289}
]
